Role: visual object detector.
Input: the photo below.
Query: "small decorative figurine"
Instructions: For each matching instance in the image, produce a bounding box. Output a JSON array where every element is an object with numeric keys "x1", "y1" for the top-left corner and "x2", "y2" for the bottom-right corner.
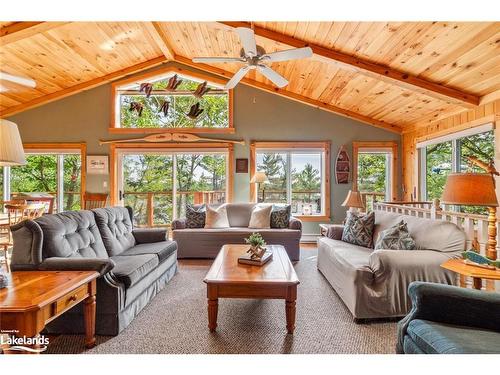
[
  {"x1": 186, "y1": 102, "x2": 204, "y2": 119},
  {"x1": 193, "y1": 81, "x2": 210, "y2": 98},
  {"x1": 462, "y1": 250, "x2": 500, "y2": 269},
  {"x1": 129, "y1": 101, "x2": 144, "y2": 116},
  {"x1": 166, "y1": 74, "x2": 182, "y2": 91},
  {"x1": 139, "y1": 82, "x2": 153, "y2": 98},
  {"x1": 158, "y1": 100, "x2": 170, "y2": 116}
]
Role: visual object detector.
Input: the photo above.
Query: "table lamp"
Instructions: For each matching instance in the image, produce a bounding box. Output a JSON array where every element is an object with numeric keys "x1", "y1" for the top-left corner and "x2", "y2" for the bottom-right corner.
[
  {"x1": 0, "y1": 119, "x2": 26, "y2": 166},
  {"x1": 250, "y1": 172, "x2": 269, "y2": 202},
  {"x1": 342, "y1": 190, "x2": 365, "y2": 213},
  {"x1": 441, "y1": 173, "x2": 498, "y2": 260}
]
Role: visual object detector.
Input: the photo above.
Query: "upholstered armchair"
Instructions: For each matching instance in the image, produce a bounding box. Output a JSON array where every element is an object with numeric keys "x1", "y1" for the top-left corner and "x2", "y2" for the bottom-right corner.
[{"x1": 397, "y1": 281, "x2": 500, "y2": 354}]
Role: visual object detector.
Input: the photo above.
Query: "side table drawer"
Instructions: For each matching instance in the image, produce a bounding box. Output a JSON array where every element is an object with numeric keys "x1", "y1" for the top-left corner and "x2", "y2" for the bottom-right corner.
[{"x1": 56, "y1": 284, "x2": 88, "y2": 314}]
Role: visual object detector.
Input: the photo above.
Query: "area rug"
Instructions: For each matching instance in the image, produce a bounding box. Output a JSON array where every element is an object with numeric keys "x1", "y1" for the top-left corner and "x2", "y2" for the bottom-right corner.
[{"x1": 46, "y1": 249, "x2": 398, "y2": 354}]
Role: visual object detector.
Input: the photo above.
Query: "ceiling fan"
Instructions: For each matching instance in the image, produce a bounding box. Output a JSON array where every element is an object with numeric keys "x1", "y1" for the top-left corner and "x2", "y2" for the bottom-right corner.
[
  {"x1": 192, "y1": 27, "x2": 313, "y2": 89},
  {"x1": 0, "y1": 72, "x2": 36, "y2": 89}
]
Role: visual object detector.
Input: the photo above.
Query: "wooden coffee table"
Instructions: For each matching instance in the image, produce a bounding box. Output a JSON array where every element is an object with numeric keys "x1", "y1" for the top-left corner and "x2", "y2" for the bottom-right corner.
[{"x1": 203, "y1": 244, "x2": 299, "y2": 334}]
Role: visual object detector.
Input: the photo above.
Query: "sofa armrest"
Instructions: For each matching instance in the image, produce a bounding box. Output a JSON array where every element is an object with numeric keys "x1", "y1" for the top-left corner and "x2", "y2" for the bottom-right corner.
[
  {"x1": 171, "y1": 219, "x2": 186, "y2": 230},
  {"x1": 326, "y1": 224, "x2": 344, "y2": 240},
  {"x1": 289, "y1": 217, "x2": 302, "y2": 231},
  {"x1": 396, "y1": 281, "x2": 500, "y2": 352},
  {"x1": 38, "y1": 257, "x2": 115, "y2": 276},
  {"x1": 132, "y1": 228, "x2": 167, "y2": 244},
  {"x1": 369, "y1": 249, "x2": 452, "y2": 282},
  {"x1": 10, "y1": 220, "x2": 44, "y2": 271}
]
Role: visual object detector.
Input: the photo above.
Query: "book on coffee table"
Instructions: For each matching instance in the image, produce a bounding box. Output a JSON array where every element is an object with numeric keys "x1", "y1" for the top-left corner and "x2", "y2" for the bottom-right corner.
[{"x1": 238, "y1": 251, "x2": 273, "y2": 266}]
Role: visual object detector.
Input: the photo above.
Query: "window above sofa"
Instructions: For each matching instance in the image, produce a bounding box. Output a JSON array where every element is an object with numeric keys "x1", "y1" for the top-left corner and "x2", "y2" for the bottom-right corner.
[{"x1": 250, "y1": 142, "x2": 331, "y2": 222}]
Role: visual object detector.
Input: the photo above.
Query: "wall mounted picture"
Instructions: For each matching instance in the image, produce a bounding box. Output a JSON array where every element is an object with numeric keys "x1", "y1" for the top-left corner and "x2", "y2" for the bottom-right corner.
[
  {"x1": 236, "y1": 158, "x2": 249, "y2": 173},
  {"x1": 87, "y1": 155, "x2": 109, "y2": 175}
]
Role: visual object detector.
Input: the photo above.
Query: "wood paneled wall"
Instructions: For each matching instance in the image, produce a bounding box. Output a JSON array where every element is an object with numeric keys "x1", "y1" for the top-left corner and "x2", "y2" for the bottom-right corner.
[{"x1": 402, "y1": 99, "x2": 500, "y2": 201}]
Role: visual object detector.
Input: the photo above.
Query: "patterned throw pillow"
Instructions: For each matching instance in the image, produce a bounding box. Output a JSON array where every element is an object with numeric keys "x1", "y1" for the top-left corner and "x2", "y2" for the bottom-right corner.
[
  {"x1": 375, "y1": 221, "x2": 416, "y2": 250},
  {"x1": 341, "y1": 211, "x2": 376, "y2": 248},
  {"x1": 270, "y1": 205, "x2": 291, "y2": 229},
  {"x1": 186, "y1": 204, "x2": 206, "y2": 228}
]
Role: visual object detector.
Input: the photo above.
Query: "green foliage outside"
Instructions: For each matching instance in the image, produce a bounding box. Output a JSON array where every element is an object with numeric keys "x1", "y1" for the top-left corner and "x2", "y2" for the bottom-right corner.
[
  {"x1": 120, "y1": 77, "x2": 229, "y2": 129},
  {"x1": 357, "y1": 153, "x2": 387, "y2": 194},
  {"x1": 123, "y1": 154, "x2": 227, "y2": 226},
  {"x1": 9, "y1": 154, "x2": 81, "y2": 212}
]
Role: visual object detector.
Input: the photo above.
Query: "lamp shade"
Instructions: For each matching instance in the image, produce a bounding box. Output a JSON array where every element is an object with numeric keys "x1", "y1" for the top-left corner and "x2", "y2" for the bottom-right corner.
[
  {"x1": 342, "y1": 190, "x2": 365, "y2": 209},
  {"x1": 250, "y1": 171, "x2": 269, "y2": 184},
  {"x1": 441, "y1": 173, "x2": 498, "y2": 207},
  {"x1": 0, "y1": 119, "x2": 26, "y2": 166}
]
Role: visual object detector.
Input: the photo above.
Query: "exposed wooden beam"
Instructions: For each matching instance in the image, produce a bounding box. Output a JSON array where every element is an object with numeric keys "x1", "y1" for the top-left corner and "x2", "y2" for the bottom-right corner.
[
  {"x1": 174, "y1": 55, "x2": 402, "y2": 134},
  {"x1": 0, "y1": 56, "x2": 166, "y2": 118},
  {"x1": 141, "y1": 22, "x2": 175, "y2": 60},
  {"x1": 219, "y1": 21, "x2": 480, "y2": 108},
  {"x1": 0, "y1": 22, "x2": 70, "y2": 45}
]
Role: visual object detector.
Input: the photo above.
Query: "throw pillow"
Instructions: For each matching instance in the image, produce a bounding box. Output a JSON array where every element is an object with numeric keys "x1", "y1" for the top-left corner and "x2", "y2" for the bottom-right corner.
[
  {"x1": 248, "y1": 205, "x2": 273, "y2": 229},
  {"x1": 341, "y1": 211, "x2": 376, "y2": 248},
  {"x1": 375, "y1": 221, "x2": 416, "y2": 250},
  {"x1": 204, "y1": 205, "x2": 230, "y2": 229},
  {"x1": 270, "y1": 205, "x2": 291, "y2": 229},
  {"x1": 186, "y1": 204, "x2": 206, "y2": 228}
]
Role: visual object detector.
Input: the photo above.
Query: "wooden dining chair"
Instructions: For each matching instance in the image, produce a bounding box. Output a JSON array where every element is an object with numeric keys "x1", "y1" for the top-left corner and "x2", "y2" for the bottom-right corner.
[
  {"x1": 83, "y1": 192, "x2": 108, "y2": 210},
  {"x1": 0, "y1": 203, "x2": 45, "y2": 272}
]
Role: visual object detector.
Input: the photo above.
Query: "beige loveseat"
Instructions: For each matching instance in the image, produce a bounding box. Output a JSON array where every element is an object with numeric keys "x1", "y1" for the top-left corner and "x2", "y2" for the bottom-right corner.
[
  {"x1": 172, "y1": 203, "x2": 302, "y2": 260},
  {"x1": 317, "y1": 210, "x2": 466, "y2": 320}
]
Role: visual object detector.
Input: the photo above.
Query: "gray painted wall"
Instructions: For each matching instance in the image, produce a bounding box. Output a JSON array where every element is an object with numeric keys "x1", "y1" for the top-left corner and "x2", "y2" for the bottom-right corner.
[{"x1": 8, "y1": 62, "x2": 401, "y2": 234}]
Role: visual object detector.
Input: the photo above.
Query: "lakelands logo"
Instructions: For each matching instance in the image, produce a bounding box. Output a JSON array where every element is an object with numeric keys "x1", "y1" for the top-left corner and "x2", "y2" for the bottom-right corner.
[{"x1": 1, "y1": 333, "x2": 49, "y2": 353}]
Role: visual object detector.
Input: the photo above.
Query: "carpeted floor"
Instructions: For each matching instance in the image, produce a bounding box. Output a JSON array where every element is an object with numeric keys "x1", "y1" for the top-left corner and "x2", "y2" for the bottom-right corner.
[{"x1": 47, "y1": 249, "x2": 398, "y2": 354}]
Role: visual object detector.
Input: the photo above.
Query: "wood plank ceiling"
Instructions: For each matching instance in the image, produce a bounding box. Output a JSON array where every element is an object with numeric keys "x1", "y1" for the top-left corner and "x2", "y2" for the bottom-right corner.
[{"x1": 1, "y1": 21, "x2": 499, "y2": 133}]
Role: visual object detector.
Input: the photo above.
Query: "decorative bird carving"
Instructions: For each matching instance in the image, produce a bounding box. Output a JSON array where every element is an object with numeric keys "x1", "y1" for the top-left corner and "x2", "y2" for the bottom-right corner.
[
  {"x1": 193, "y1": 81, "x2": 210, "y2": 98},
  {"x1": 139, "y1": 83, "x2": 153, "y2": 98},
  {"x1": 166, "y1": 74, "x2": 182, "y2": 91},
  {"x1": 186, "y1": 102, "x2": 204, "y2": 119},
  {"x1": 129, "y1": 101, "x2": 144, "y2": 116},
  {"x1": 158, "y1": 100, "x2": 170, "y2": 116}
]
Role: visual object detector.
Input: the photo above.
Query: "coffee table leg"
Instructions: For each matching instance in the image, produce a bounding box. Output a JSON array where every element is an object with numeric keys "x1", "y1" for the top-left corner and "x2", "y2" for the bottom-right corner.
[
  {"x1": 286, "y1": 285, "x2": 297, "y2": 334},
  {"x1": 207, "y1": 284, "x2": 218, "y2": 332},
  {"x1": 84, "y1": 280, "x2": 97, "y2": 349}
]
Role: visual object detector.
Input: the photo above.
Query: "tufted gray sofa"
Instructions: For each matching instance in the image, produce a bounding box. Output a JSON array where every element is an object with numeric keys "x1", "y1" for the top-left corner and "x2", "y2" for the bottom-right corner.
[{"x1": 10, "y1": 206, "x2": 178, "y2": 336}]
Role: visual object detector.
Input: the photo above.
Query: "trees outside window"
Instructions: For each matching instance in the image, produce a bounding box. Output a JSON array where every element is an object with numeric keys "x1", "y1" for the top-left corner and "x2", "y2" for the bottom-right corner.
[{"x1": 426, "y1": 141, "x2": 452, "y2": 201}]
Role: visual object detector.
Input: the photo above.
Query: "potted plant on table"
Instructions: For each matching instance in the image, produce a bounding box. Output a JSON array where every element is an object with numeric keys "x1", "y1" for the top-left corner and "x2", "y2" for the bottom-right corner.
[{"x1": 244, "y1": 232, "x2": 267, "y2": 260}]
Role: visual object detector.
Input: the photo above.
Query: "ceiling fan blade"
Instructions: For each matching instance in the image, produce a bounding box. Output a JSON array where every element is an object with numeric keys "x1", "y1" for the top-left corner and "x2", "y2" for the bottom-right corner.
[
  {"x1": 192, "y1": 57, "x2": 245, "y2": 63},
  {"x1": 0, "y1": 71, "x2": 36, "y2": 88},
  {"x1": 262, "y1": 47, "x2": 313, "y2": 62},
  {"x1": 224, "y1": 67, "x2": 249, "y2": 89},
  {"x1": 257, "y1": 65, "x2": 289, "y2": 88},
  {"x1": 235, "y1": 27, "x2": 257, "y2": 57}
]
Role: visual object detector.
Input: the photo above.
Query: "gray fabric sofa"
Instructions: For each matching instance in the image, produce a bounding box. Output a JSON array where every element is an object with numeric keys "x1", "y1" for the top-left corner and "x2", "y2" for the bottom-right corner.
[
  {"x1": 317, "y1": 210, "x2": 466, "y2": 320},
  {"x1": 10, "y1": 206, "x2": 178, "y2": 336},
  {"x1": 397, "y1": 282, "x2": 500, "y2": 354},
  {"x1": 172, "y1": 203, "x2": 302, "y2": 261}
]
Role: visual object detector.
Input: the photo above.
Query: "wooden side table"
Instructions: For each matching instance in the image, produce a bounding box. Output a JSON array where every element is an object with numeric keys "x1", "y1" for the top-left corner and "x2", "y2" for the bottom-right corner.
[
  {"x1": 441, "y1": 258, "x2": 500, "y2": 291},
  {"x1": 0, "y1": 270, "x2": 99, "y2": 352}
]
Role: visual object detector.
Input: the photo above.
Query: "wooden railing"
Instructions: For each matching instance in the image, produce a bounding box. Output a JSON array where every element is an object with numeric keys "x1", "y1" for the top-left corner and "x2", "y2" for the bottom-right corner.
[
  {"x1": 374, "y1": 199, "x2": 499, "y2": 291},
  {"x1": 123, "y1": 190, "x2": 226, "y2": 227},
  {"x1": 359, "y1": 191, "x2": 386, "y2": 212}
]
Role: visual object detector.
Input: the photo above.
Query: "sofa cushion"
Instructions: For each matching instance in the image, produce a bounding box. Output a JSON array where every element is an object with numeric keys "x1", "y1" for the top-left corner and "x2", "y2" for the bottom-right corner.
[
  {"x1": 120, "y1": 241, "x2": 177, "y2": 263},
  {"x1": 248, "y1": 204, "x2": 272, "y2": 229},
  {"x1": 35, "y1": 210, "x2": 108, "y2": 259},
  {"x1": 225, "y1": 203, "x2": 256, "y2": 227},
  {"x1": 375, "y1": 221, "x2": 416, "y2": 250},
  {"x1": 110, "y1": 254, "x2": 159, "y2": 288},
  {"x1": 93, "y1": 207, "x2": 136, "y2": 256},
  {"x1": 205, "y1": 205, "x2": 230, "y2": 228},
  {"x1": 186, "y1": 204, "x2": 206, "y2": 228},
  {"x1": 342, "y1": 211, "x2": 375, "y2": 248},
  {"x1": 321, "y1": 238, "x2": 372, "y2": 270},
  {"x1": 271, "y1": 205, "x2": 291, "y2": 229},
  {"x1": 407, "y1": 319, "x2": 500, "y2": 354}
]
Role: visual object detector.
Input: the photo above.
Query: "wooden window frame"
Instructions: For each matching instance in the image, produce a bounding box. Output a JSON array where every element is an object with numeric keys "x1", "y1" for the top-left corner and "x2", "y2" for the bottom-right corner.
[
  {"x1": 250, "y1": 141, "x2": 331, "y2": 222},
  {"x1": 109, "y1": 142, "x2": 234, "y2": 206},
  {"x1": 20, "y1": 143, "x2": 87, "y2": 210},
  {"x1": 352, "y1": 141, "x2": 398, "y2": 202},
  {"x1": 110, "y1": 66, "x2": 234, "y2": 134}
]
